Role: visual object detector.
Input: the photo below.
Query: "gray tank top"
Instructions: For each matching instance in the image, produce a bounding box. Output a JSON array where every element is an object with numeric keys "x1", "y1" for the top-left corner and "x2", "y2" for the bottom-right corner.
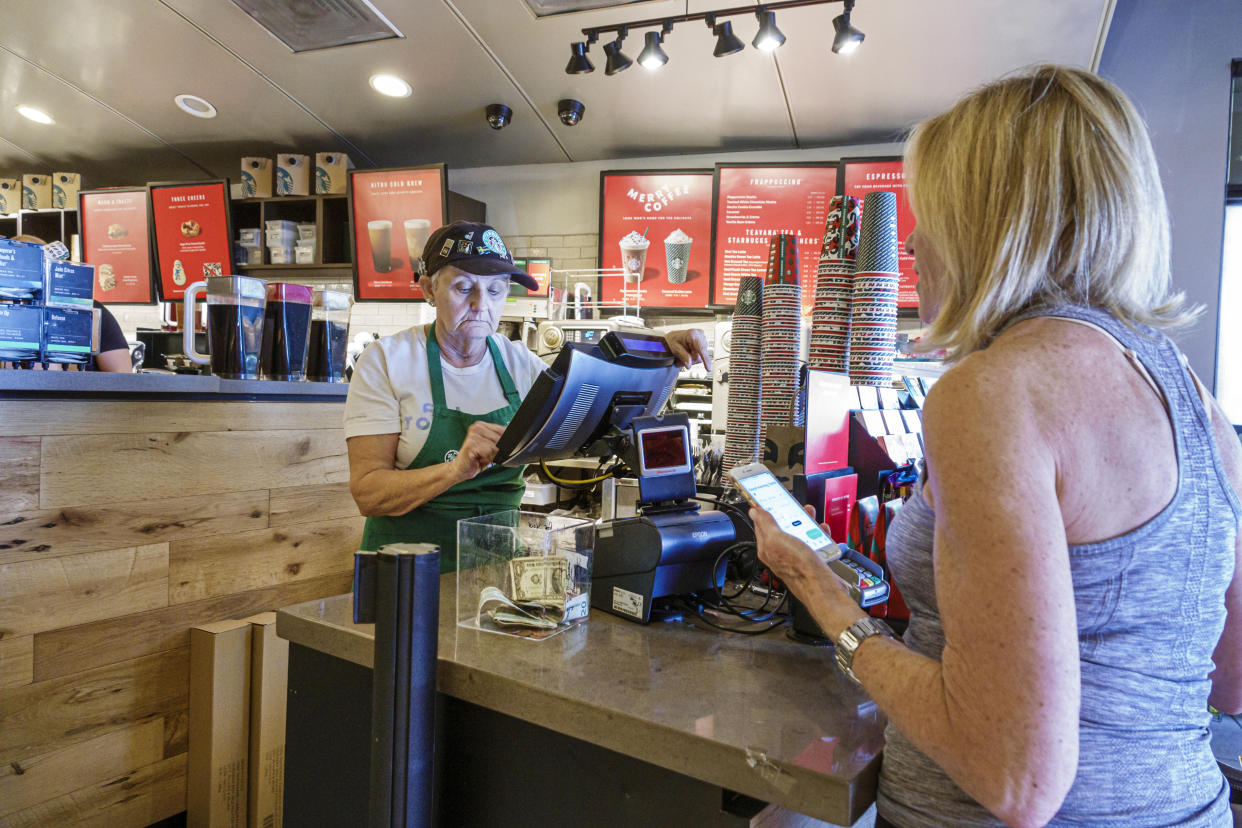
[{"x1": 877, "y1": 304, "x2": 1240, "y2": 826}]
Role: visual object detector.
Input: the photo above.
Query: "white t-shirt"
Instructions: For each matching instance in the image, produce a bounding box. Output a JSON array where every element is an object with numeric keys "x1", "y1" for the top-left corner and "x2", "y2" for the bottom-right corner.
[{"x1": 343, "y1": 325, "x2": 548, "y2": 469}]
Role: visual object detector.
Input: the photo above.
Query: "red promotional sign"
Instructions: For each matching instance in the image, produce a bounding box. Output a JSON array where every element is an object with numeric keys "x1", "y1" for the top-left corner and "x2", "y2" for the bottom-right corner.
[
  {"x1": 350, "y1": 165, "x2": 447, "y2": 302},
  {"x1": 523, "y1": 258, "x2": 551, "y2": 296},
  {"x1": 148, "y1": 181, "x2": 233, "y2": 301},
  {"x1": 598, "y1": 170, "x2": 713, "y2": 309},
  {"x1": 843, "y1": 159, "x2": 917, "y2": 307},
  {"x1": 80, "y1": 188, "x2": 154, "y2": 304},
  {"x1": 711, "y1": 164, "x2": 839, "y2": 308}
]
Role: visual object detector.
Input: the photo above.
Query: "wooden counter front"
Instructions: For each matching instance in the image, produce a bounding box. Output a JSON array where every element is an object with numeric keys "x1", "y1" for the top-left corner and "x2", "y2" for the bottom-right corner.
[{"x1": 0, "y1": 392, "x2": 359, "y2": 826}]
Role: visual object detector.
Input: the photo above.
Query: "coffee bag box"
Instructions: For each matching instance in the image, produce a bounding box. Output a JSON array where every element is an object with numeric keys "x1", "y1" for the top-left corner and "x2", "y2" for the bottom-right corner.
[
  {"x1": 242, "y1": 613, "x2": 288, "y2": 828},
  {"x1": 0, "y1": 304, "x2": 43, "y2": 361},
  {"x1": 189, "y1": 619, "x2": 252, "y2": 828},
  {"x1": 43, "y1": 306, "x2": 96, "y2": 365},
  {"x1": 22, "y1": 174, "x2": 51, "y2": 209},
  {"x1": 314, "y1": 152, "x2": 353, "y2": 194},
  {"x1": 0, "y1": 237, "x2": 46, "y2": 297},
  {"x1": 0, "y1": 179, "x2": 19, "y2": 213},
  {"x1": 276, "y1": 154, "x2": 310, "y2": 196},
  {"x1": 44, "y1": 260, "x2": 95, "y2": 309},
  {"x1": 240, "y1": 157, "x2": 273, "y2": 199},
  {"x1": 51, "y1": 172, "x2": 80, "y2": 209}
]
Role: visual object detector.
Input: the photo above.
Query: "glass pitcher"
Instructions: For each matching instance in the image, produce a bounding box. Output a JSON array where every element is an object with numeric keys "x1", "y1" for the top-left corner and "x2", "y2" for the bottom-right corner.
[{"x1": 183, "y1": 275, "x2": 267, "y2": 379}]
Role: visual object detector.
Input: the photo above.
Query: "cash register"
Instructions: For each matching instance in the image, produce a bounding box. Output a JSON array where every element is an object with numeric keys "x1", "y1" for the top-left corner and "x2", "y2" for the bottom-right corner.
[{"x1": 495, "y1": 330, "x2": 738, "y2": 623}]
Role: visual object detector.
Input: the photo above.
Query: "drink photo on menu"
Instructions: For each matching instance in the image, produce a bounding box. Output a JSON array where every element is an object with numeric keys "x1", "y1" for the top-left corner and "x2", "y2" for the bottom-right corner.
[{"x1": 350, "y1": 165, "x2": 447, "y2": 302}]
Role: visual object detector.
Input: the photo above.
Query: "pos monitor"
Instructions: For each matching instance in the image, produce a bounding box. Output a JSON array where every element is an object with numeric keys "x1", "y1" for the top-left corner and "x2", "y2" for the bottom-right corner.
[{"x1": 494, "y1": 330, "x2": 680, "y2": 467}]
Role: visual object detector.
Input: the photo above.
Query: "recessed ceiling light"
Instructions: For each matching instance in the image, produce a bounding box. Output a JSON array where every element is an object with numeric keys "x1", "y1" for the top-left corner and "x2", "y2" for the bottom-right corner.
[
  {"x1": 174, "y1": 94, "x2": 217, "y2": 119},
  {"x1": 369, "y1": 74, "x2": 412, "y2": 98},
  {"x1": 16, "y1": 106, "x2": 53, "y2": 125}
]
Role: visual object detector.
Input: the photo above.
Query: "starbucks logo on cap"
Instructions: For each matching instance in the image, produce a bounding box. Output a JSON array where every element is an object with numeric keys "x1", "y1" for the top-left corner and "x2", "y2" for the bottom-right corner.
[{"x1": 481, "y1": 229, "x2": 508, "y2": 258}]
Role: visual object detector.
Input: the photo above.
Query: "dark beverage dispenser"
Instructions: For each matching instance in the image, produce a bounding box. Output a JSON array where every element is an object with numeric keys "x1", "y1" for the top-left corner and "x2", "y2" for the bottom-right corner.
[{"x1": 183, "y1": 275, "x2": 267, "y2": 379}]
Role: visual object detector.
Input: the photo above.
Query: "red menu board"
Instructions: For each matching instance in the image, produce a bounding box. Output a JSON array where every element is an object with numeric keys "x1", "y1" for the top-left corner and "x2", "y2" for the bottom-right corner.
[
  {"x1": 598, "y1": 170, "x2": 713, "y2": 309},
  {"x1": 843, "y1": 158, "x2": 917, "y2": 307},
  {"x1": 148, "y1": 181, "x2": 233, "y2": 301},
  {"x1": 350, "y1": 165, "x2": 447, "y2": 302},
  {"x1": 80, "y1": 188, "x2": 154, "y2": 304},
  {"x1": 711, "y1": 164, "x2": 839, "y2": 308},
  {"x1": 524, "y1": 258, "x2": 551, "y2": 296}
]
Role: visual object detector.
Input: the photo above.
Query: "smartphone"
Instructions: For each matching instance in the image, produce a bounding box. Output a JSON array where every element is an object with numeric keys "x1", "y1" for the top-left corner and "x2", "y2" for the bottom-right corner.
[{"x1": 729, "y1": 463, "x2": 841, "y2": 563}]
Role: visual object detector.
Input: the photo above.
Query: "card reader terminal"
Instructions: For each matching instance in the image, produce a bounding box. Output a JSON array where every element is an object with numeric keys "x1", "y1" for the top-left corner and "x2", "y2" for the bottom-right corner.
[{"x1": 828, "y1": 546, "x2": 891, "y2": 608}]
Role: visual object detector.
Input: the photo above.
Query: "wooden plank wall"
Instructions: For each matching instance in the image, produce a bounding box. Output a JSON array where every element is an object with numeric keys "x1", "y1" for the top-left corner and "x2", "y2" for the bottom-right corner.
[{"x1": 0, "y1": 399, "x2": 361, "y2": 827}]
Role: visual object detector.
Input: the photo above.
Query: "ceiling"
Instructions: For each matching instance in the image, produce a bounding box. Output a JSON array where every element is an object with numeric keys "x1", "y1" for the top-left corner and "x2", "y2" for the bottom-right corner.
[{"x1": 0, "y1": 0, "x2": 1114, "y2": 188}]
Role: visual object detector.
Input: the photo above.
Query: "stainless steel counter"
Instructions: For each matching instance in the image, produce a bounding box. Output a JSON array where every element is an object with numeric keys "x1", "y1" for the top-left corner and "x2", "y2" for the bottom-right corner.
[{"x1": 278, "y1": 579, "x2": 886, "y2": 825}]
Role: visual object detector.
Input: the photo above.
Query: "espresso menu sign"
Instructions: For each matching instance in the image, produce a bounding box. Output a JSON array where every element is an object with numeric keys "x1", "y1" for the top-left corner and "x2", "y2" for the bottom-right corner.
[
  {"x1": 350, "y1": 165, "x2": 447, "y2": 302},
  {"x1": 843, "y1": 158, "x2": 917, "y2": 307},
  {"x1": 148, "y1": 180, "x2": 233, "y2": 302},
  {"x1": 597, "y1": 170, "x2": 713, "y2": 309},
  {"x1": 711, "y1": 164, "x2": 839, "y2": 308},
  {"x1": 80, "y1": 188, "x2": 155, "y2": 304}
]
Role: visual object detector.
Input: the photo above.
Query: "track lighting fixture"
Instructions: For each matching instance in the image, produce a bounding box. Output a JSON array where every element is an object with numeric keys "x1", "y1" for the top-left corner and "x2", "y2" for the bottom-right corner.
[
  {"x1": 831, "y1": 0, "x2": 865, "y2": 54},
  {"x1": 603, "y1": 28, "x2": 633, "y2": 75},
  {"x1": 711, "y1": 20, "x2": 745, "y2": 58},
  {"x1": 565, "y1": 41, "x2": 594, "y2": 74},
  {"x1": 562, "y1": 0, "x2": 862, "y2": 76},
  {"x1": 752, "y1": 10, "x2": 786, "y2": 52},
  {"x1": 638, "y1": 24, "x2": 671, "y2": 70}
]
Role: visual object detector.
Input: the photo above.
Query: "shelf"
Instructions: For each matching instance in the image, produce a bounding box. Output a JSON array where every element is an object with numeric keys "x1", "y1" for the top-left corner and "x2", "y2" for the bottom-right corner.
[
  {"x1": 233, "y1": 194, "x2": 345, "y2": 204},
  {"x1": 237, "y1": 263, "x2": 352, "y2": 271}
]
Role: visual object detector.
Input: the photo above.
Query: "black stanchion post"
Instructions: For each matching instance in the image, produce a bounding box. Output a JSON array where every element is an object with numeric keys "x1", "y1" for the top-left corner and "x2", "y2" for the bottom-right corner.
[{"x1": 358, "y1": 544, "x2": 440, "y2": 828}]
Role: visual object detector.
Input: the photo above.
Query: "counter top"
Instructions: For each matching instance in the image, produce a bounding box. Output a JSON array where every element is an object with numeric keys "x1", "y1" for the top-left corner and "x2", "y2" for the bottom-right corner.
[
  {"x1": 0, "y1": 370, "x2": 349, "y2": 401},
  {"x1": 278, "y1": 584, "x2": 886, "y2": 824}
]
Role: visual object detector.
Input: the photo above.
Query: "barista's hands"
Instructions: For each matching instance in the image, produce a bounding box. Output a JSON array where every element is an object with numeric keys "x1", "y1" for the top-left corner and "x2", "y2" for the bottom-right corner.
[
  {"x1": 451, "y1": 421, "x2": 505, "y2": 481},
  {"x1": 665, "y1": 328, "x2": 710, "y2": 370},
  {"x1": 751, "y1": 504, "x2": 864, "y2": 641}
]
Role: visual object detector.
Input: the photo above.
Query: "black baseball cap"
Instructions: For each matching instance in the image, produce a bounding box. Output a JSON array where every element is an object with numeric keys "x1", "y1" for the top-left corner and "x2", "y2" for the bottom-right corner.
[{"x1": 418, "y1": 221, "x2": 537, "y2": 291}]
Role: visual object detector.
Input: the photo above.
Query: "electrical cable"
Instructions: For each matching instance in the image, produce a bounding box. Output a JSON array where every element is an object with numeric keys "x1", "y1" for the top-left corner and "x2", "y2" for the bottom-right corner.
[{"x1": 540, "y1": 459, "x2": 627, "y2": 487}]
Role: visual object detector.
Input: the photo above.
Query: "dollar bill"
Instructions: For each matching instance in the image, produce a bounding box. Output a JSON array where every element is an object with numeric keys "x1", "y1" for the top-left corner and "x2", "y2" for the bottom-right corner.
[
  {"x1": 509, "y1": 555, "x2": 569, "y2": 603},
  {"x1": 477, "y1": 586, "x2": 561, "y2": 630}
]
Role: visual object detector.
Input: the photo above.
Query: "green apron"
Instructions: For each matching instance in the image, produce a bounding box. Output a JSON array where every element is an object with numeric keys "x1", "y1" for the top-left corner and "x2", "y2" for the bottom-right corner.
[{"x1": 359, "y1": 323, "x2": 526, "y2": 572}]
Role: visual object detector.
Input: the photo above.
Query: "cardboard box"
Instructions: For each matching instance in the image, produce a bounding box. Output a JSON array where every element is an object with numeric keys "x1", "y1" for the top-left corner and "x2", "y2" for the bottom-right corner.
[
  {"x1": 44, "y1": 260, "x2": 95, "y2": 309},
  {"x1": 0, "y1": 179, "x2": 19, "y2": 213},
  {"x1": 51, "y1": 172, "x2": 80, "y2": 209},
  {"x1": 240, "y1": 157, "x2": 273, "y2": 199},
  {"x1": 242, "y1": 613, "x2": 288, "y2": 828},
  {"x1": 189, "y1": 619, "x2": 252, "y2": 828},
  {"x1": 22, "y1": 174, "x2": 51, "y2": 209},
  {"x1": 276, "y1": 154, "x2": 310, "y2": 196},
  {"x1": 314, "y1": 152, "x2": 352, "y2": 194}
]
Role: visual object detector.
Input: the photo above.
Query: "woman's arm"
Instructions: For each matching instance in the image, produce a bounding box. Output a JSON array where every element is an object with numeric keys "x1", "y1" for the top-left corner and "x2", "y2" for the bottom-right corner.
[
  {"x1": 758, "y1": 360, "x2": 1079, "y2": 827},
  {"x1": 347, "y1": 421, "x2": 505, "y2": 516},
  {"x1": 1205, "y1": 397, "x2": 1242, "y2": 713}
]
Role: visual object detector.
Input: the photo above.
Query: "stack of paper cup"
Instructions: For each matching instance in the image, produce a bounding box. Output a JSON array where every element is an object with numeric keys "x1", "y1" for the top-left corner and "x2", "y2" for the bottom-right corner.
[
  {"x1": 761, "y1": 234, "x2": 803, "y2": 428},
  {"x1": 722, "y1": 275, "x2": 764, "y2": 488},
  {"x1": 664, "y1": 228, "x2": 693, "y2": 284},
  {"x1": 849, "y1": 192, "x2": 901, "y2": 386},
  {"x1": 809, "y1": 195, "x2": 861, "y2": 374}
]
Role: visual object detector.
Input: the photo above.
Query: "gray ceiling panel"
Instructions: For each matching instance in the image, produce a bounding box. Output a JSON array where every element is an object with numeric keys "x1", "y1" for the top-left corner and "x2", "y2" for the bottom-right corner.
[{"x1": 0, "y1": 0, "x2": 1112, "y2": 187}]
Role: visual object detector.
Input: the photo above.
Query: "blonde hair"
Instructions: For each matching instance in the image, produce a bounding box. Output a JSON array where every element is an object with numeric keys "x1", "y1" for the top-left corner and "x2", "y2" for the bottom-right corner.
[{"x1": 906, "y1": 65, "x2": 1198, "y2": 361}]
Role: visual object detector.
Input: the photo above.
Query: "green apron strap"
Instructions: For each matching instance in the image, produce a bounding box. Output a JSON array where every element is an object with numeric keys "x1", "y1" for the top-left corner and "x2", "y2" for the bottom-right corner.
[{"x1": 425, "y1": 323, "x2": 448, "y2": 410}]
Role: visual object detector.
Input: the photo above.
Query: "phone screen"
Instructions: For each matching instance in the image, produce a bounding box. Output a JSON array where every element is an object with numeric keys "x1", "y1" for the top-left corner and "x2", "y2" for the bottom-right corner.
[{"x1": 735, "y1": 470, "x2": 835, "y2": 553}]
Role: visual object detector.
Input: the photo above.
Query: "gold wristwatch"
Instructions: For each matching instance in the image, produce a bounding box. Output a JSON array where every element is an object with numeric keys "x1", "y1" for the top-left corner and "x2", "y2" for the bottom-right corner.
[{"x1": 835, "y1": 616, "x2": 893, "y2": 684}]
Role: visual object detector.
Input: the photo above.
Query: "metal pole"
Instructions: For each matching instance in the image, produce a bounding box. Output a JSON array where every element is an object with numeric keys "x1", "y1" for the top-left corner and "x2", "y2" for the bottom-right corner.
[{"x1": 358, "y1": 543, "x2": 440, "y2": 828}]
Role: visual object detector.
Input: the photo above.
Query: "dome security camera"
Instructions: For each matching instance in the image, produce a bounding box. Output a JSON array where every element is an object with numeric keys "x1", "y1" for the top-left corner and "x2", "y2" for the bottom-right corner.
[
  {"x1": 486, "y1": 103, "x2": 513, "y2": 130},
  {"x1": 557, "y1": 99, "x2": 585, "y2": 126}
]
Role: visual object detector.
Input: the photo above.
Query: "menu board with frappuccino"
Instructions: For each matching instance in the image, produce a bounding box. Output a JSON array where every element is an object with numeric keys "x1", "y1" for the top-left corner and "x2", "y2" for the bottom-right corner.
[
  {"x1": 710, "y1": 164, "x2": 839, "y2": 308},
  {"x1": 80, "y1": 187, "x2": 155, "y2": 304},
  {"x1": 842, "y1": 158, "x2": 918, "y2": 307},
  {"x1": 349, "y1": 165, "x2": 447, "y2": 302},
  {"x1": 597, "y1": 170, "x2": 713, "y2": 310}
]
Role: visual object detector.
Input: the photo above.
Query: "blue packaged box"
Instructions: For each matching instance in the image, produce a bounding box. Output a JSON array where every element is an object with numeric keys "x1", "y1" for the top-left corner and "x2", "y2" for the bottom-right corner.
[
  {"x1": 0, "y1": 238, "x2": 45, "y2": 300},
  {"x1": 0, "y1": 304, "x2": 43, "y2": 362},
  {"x1": 45, "y1": 260, "x2": 95, "y2": 310},
  {"x1": 44, "y1": 306, "x2": 96, "y2": 366}
]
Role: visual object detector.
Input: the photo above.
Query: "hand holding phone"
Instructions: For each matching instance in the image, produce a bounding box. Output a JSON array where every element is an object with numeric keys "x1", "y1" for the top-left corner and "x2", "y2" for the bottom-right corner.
[{"x1": 729, "y1": 463, "x2": 841, "y2": 564}]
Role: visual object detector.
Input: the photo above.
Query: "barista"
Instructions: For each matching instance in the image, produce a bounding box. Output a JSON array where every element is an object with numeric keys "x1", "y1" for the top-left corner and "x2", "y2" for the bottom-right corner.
[{"x1": 344, "y1": 221, "x2": 709, "y2": 571}]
